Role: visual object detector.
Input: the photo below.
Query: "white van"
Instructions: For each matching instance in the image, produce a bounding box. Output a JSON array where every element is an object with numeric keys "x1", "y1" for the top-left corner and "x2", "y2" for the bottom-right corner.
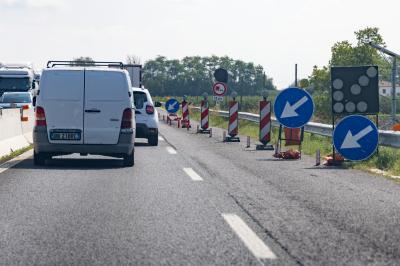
[{"x1": 33, "y1": 63, "x2": 135, "y2": 167}]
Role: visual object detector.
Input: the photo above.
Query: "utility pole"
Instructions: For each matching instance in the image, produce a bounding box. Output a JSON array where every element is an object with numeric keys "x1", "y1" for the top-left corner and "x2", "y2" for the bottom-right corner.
[{"x1": 362, "y1": 40, "x2": 399, "y2": 125}]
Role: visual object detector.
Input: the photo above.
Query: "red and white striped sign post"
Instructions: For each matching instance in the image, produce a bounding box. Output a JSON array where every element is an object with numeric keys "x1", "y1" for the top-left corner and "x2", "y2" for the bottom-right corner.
[
  {"x1": 256, "y1": 98, "x2": 274, "y2": 150},
  {"x1": 197, "y1": 93, "x2": 211, "y2": 134},
  {"x1": 181, "y1": 99, "x2": 190, "y2": 128},
  {"x1": 201, "y1": 100, "x2": 209, "y2": 130},
  {"x1": 225, "y1": 92, "x2": 240, "y2": 142}
]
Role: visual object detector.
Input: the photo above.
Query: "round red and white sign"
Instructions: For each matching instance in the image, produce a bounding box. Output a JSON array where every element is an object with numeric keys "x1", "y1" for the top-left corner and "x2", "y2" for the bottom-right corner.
[{"x1": 213, "y1": 82, "x2": 228, "y2": 96}]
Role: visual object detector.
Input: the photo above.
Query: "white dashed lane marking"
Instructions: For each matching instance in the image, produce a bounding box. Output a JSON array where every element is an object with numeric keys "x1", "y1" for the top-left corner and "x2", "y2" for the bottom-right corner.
[
  {"x1": 222, "y1": 213, "x2": 277, "y2": 260},
  {"x1": 183, "y1": 168, "x2": 203, "y2": 181},
  {"x1": 166, "y1": 146, "x2": 177, "y2": 154},
  {"x1": 158, "y1": 136, "x2": 164, "y2": 141}
]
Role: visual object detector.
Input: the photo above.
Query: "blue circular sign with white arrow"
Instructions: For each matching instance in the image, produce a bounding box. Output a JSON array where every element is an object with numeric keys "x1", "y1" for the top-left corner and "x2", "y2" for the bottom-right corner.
[
  {"x1": 165, "y1": 98, "x2": 180, "y2": 114},
  {"x1": 274, "y1": 87, "x2": 314, "y2": 128},
  {"x1": 333, "y1": 115, "x2": 379, "y2": 161}
]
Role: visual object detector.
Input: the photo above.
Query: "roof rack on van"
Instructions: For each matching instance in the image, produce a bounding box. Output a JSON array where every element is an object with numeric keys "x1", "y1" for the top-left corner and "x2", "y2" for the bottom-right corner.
[{"x1": 46, "y1": 61, "x2": 124, "y2": 69}]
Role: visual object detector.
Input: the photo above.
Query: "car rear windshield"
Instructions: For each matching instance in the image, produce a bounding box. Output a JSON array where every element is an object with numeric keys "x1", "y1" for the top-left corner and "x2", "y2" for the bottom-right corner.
[
  {"x1": 134, "y1": 91, "x2": 147, "y2": 109},
  {"x1": 0, "y1": 77, "x2": 31, "y2": 91},
  {"x1": 1, "y1": 93, "x2": 31, "y2": 103}
]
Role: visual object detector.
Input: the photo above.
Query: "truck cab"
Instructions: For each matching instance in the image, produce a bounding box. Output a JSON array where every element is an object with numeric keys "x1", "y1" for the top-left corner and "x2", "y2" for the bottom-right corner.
[{"x1": 0, "y1": 63, "x2": 38, "y2": 97}]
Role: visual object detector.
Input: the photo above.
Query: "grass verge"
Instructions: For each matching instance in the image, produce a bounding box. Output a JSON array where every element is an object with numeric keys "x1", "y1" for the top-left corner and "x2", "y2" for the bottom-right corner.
[
  {"x1": 0, "y1": 145, "x2": 33, "y2": 165},
  {"x1": 189, "y1": 108, "x2": 400, "y2": 177}
]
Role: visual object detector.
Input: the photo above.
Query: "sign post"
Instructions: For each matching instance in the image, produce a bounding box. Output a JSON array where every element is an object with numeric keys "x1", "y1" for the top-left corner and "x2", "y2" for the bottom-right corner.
[
  {"x1": 181, "y1": 95, "x2": 190, "y2": 129},
  {"x1": 333, "y1": 115, "x2": 379, "y2": 161},
  {"x1": 198, "y1": 93, "x2": 211, "y2": 134},
  {"x1": 256, "y1": 91, "x2": 274, "y2": 150},
  {"x1": 330, "y1": 66, "x2": 380, "y2": 164},
  {"x1": 165, "y1": 98, "x2": 180, "y2": 127},
  {"x1": 225, "y1": 91, "x2": 240, "y2": 142},
  {"x1": 274, "y1": 87, "x2": 314, "y2": 157}
]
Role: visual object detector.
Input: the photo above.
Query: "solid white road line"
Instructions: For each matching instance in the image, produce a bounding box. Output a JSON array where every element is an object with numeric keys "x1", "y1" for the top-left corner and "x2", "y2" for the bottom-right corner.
[
  {"x1": 158, "y1": 136, "x2": 165, "y2": 141},
  {"x1": 166, "y1": 146, "x2": 177, "y2": 154},
  {"x1": 222, "y1": 213, "x2": 277, "y2": 260},
  {"x1": 183, "y1": 168, "x2": 203, "y2": 181},
  {"x1": 0, "y1": 150, "x2": 33, "y2": 174}
]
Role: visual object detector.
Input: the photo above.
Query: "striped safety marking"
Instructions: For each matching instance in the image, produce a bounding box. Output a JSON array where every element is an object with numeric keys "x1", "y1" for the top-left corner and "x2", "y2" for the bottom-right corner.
[
  {"x1": 201, "y1": 100, "x2": 209, "y2": 130},
  {"x1": 259, "y1": 101, "x2": 271, "y2": 144},
  {"x1": 228, "y1": 101, "x2": 239, "y2": 137}
]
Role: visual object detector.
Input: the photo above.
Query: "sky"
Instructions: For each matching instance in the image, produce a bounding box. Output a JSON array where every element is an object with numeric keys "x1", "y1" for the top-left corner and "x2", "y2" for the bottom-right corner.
[{"x1": 0, "y1": 0, "x2": 399, "y2": 89}]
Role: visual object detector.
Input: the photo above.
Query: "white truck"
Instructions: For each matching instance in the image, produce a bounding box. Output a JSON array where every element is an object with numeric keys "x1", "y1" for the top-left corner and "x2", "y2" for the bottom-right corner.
[
  {"x1": 0, "y1": 63, "x2": 38, "y2": 97},
  {"x1": 124, "y1": 64, "x2": 142, "y2": 88}
]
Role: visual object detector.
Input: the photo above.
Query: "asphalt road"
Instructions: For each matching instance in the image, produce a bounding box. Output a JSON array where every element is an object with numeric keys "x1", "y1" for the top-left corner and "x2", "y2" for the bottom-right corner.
[{"x1": 1, "y1": 117, "x2": 400, "y2": 265}]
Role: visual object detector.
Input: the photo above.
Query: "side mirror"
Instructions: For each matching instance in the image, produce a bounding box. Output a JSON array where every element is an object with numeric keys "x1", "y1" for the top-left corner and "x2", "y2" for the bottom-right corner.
[
  {"x1": 32, "y1": 96, "x2": 37, "y2": 107},
  {"x1": 155, "y1": 101, "x2": 162, "y2": 108}
]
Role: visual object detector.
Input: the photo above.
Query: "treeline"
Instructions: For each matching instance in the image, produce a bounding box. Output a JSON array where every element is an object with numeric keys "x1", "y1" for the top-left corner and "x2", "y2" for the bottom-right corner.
[{"x1": 142, "y1": 56, "x2": 276, "y2": 96}]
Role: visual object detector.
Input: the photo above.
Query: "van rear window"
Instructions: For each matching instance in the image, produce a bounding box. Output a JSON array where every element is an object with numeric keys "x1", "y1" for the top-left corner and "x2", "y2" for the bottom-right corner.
[{"x1": 41, "y1": 70, "x2": 84, "y2": 101}]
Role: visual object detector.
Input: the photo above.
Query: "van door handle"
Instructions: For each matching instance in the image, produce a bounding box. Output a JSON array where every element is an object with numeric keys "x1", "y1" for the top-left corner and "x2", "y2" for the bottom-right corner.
[{"x1": 85, "y1": 109, "x2": 101, "y2": 113}]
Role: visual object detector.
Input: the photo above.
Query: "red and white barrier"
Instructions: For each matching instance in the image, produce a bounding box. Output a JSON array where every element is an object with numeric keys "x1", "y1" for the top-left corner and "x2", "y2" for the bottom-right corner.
[
  {"x1": 200, "y1": 100, "x2": 209, "y2": 130},
  {"x1": 181, "y1": 100, "x2": 190, "y2": 128},
  {"x1": 259, "y1": 100, "x2": 271, "y2": 144},
  {"x1": 228, "y1": 101, "x2": 239, "y2": 138}
]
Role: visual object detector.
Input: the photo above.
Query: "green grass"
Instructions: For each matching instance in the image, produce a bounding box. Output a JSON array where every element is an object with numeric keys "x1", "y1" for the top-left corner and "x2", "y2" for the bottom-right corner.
[
  {"x1": 0, "y1": 145, "x2": 33, "y2": 164},
  {"x1": 188, "y1": 107, "x2": 400, "y2": 176}
]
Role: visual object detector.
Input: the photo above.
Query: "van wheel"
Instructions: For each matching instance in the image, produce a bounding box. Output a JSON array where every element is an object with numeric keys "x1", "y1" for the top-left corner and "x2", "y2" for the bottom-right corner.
[
  {"x1": 34, "y1": 151, "x2": 46, "y2": 166},
  {"x1": 148, "y1": 134, "x2": 158, "y2": 146},
  {"x1": 123, "y1": 151, "x2": 135, "y2": 167}
]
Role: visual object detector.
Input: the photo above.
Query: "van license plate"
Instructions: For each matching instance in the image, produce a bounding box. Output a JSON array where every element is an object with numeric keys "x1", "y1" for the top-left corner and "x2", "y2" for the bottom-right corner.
[{"x1": 50, "y1": 131, "x2": 81, "y2": 141}]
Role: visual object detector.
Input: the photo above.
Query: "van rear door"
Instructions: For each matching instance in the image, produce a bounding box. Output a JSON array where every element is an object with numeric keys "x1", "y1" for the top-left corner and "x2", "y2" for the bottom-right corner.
[
  {"x1": 41, "y1": 69, "x2": 84, "y2": 144},
  {"x1": 83, "y1": 70, "x2": 128, "y2": 145}
]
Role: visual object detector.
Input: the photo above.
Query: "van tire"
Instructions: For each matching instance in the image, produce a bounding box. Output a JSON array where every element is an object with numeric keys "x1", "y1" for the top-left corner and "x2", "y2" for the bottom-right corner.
[
  {"x1": 34, "y1": 151, "x2": 46, "y2": 166},
  {"x1": 123, "y1": 151, "x2": 135, "y2": 167},
  {"x1": 148, "y1": 134, "x2": 158, "y2": 146}
]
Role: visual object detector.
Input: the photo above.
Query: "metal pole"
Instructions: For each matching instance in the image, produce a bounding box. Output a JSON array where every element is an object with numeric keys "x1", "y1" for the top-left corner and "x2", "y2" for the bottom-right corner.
[
  {"x1": 392, "y1": 57, "x2": 397, "y2": 125},
  {"x1": 295, "y1": 64, "x2": 298, "y2": 87}
]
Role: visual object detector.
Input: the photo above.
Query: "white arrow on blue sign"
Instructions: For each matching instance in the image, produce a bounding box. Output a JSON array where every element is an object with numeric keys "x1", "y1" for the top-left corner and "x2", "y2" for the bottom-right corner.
[
  {"x1": 274, "y1": 87, "x2": 314, "y2": 128},
  {"x1": 333, "y1": 115, "x2": 379, "y2": 161},
  {"x1": 165, "y1": 98, "x2": 180, "y2": 114}
]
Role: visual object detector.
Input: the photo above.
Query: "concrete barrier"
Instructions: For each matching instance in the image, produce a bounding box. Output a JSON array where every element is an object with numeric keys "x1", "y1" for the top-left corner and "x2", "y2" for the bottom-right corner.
[{"x1": 0, "y1": 108, "x2": 34, "y2": 158}]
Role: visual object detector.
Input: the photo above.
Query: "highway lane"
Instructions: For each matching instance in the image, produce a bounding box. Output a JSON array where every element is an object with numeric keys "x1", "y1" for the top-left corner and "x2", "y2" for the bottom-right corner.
[
  {"x1": 159, "y1": 118, "x2": 400, "y2": 265},
  {"x1": 0, "y1": 135, "x2": 290, "y2": 265},
  {"x1": 0, "y1": 118, "x2": 400, "y2": 265}
]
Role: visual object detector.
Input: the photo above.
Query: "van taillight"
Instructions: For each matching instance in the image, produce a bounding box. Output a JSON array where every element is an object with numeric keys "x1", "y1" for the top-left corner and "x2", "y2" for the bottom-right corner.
[
  {"x1": 121, "y1": 108, "x2": 133, "y2": 129},
  {"x1": 35, "y1": 106, "x2": 47, "y2": 126},
  {"x1": 146, "y1": 105, "x2": 154, "y2": 114}
]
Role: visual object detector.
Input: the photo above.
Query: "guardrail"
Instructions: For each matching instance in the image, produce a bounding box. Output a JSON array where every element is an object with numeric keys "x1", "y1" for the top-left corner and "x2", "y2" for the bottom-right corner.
[{"x1": 190, "y1": 107, "x2": 400, "y2": 148}]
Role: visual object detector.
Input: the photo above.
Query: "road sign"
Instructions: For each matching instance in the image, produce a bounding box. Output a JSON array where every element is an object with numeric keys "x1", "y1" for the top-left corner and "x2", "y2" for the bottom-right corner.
[
  {"x1": 214, "y1": 68, "x2": 228, "y2": 83},
  {"x1": 274, "y1": 87, "x2": 314, "y2": 128},
  {"x1": 213, "y1": 82, "x2": 228, "y2": 96},
  {"x1": 331, "y1": 66, "x2": 379, "y2": 115},
  {"x1": 333, "y1": 115, "x2": 379, "y2": 161},
  {"x1": 165, "y1": 98, "x2": 180, "y2": 113},
  {"x1": 213, "y1": 96, "x2": 224, "y2": 102}
]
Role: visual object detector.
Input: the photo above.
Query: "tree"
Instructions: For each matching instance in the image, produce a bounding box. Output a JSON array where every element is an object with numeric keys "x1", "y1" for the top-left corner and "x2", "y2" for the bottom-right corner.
[
  {"x1": 126, "y1": 55, "x2": 141, "y2": 65},
  {"x1": 72, "y1": 56, "x2": 95, "y2": 66},
  {"x1": 307, "y1": 27, "x2": 393, "y2": 121},
  {"x1": 142, "y1": 55, "x2": 276, "y2": 96}
]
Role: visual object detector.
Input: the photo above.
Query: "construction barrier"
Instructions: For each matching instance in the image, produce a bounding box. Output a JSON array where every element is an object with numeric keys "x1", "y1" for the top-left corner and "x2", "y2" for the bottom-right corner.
[
  {"x1": 167, "y1": 113, "x2": 181, "y2": 128},
  {"x1": 197, "y1": 100, "x2": 211, "y2": 134},
  {"x1": 259, "y1": 100, "x2": 271, "y2": 144},
  {"x1": 225, "y1": 100, "x2": 240, "y2": 142},
  {"x1": 181, "y1": 100, "x2": 190, "y2": 128},
  {"x1": 256, "y1": 100, "x2": 274, "y2": 150}
]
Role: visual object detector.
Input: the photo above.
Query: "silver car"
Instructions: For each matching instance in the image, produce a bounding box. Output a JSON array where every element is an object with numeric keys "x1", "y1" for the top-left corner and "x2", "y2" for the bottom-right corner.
[{"x1": 0, "y1": 91, "x2": 33, "y2": 109}]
